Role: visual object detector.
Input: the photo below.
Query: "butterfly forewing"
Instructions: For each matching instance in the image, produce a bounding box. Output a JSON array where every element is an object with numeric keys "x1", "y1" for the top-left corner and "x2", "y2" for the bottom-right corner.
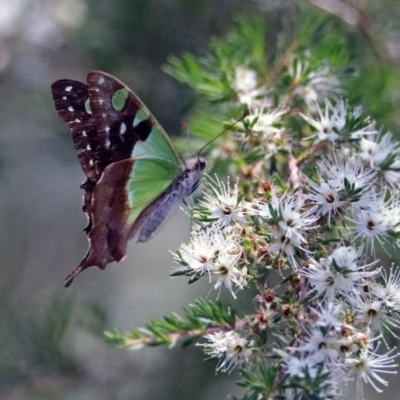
[
  {"x1": 51, "y1": 80, "x2": 100, "y2": 183},
  {"x1": 88, "y1": 71, "x2": 185, "y2": 167},
  {"x1": 87, "y1": 72, "x2": 151, "y2": 159}
]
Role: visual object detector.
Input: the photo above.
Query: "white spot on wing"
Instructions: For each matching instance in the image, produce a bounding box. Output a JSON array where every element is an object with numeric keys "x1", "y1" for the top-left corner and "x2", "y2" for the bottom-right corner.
[
  {"x1": 65, "y1": 86, "x2": 72, "y2": 92},
  {"x1": 75, "y1": 118, "x2": 81, "y2": 123},
  {"x1": 62, "y1": 96, "x2": 67, "y2": 100},
  {"x1": 89, "y1": 159, "x2": 94, "y2": 167},
  {"x1": 68, "y1": 106, "x2": 74, "y2": 112},
  {"x1": 82, "y1": 130, "x2": 87, "y2": 137},
  {"x1": 104, "y1": 138, "x2": 110, "y2": 148},
  {"x1": 98, "y1": 77, "x2": 105, "y2": 84},
  {"x1": 120, "y1": 123, "x2": 127, "y2": 134},
  {"x1": 86, "y1": 144, "x2": 91, "y2": 151}
]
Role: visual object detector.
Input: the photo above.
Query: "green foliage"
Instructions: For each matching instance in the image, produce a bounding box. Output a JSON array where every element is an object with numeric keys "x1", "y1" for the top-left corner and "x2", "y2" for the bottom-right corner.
[
  {"x1": 0, "y1": 298, "x2": 109, "y2": 387},
  {"x1": 0, "y1": 300, "x2": 77, "y2": 384},
  {"x1": 165, "y1": 16, "x2": 267, "y2": 103},
  {"x1": 105, "y1": 299, "x2": 236, "y2": 348},
  {"x1": 163, "y1": 11, "x2": 355, "y2": 160},
  {"x1": 233, "y1": 363, "x2": 333, "y2": 400},
  {"x1": 164, "y1": 8, "x2": 400, "y2": 158}
]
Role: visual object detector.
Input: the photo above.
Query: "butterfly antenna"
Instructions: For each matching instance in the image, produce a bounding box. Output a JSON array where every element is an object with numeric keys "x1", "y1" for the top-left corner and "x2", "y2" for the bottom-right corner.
[
  {"x1": 197, "y1": 112, "x2": 248, "y2": 157},
  {"x1": 180, "y1": 122, "x2": 193, "y2": 157}
]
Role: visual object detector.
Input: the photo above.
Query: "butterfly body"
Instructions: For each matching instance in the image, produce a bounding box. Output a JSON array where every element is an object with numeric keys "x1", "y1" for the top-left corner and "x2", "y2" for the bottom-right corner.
[
  {"x1": 134, "y1": 157, "x2": 205, "y2": 243},
  {"x1": 51, "y1": 71, "x2": 205, "y2": 286}
]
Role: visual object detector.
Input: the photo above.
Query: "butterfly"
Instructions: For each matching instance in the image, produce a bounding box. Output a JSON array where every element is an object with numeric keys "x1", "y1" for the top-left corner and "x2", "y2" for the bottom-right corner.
[{"x1": 51, "y1": 71, "x2": 206, "y2": 287}]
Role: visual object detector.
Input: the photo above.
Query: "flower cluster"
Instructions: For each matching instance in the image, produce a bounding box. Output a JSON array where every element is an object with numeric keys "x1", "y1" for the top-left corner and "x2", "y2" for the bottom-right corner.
[
  {"x1": 172, "y1": 223, "x2": 246, "y2": 298},
  {"x1": 168, "y1": 55, "x2": 400, "y2": 399},
  {"x1": 120, "y1": 21, "x2": 400, "y2": 400}
]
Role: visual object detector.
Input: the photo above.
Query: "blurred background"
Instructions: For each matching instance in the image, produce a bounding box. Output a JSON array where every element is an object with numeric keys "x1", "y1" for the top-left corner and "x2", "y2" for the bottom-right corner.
[{"x1": 0, "y1": 1, "x2": 399, "y2": 399}]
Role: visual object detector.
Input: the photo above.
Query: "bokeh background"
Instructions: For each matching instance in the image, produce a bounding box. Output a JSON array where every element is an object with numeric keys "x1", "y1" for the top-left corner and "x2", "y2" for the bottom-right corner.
[{"x1": 0, "y1": 1, "x2": 400, "y2": 399}]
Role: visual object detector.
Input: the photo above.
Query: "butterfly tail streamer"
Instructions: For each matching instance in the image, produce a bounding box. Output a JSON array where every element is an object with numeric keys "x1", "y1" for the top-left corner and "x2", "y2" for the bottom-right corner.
[{"x1": 63, "y1": 266, "x2": 84, "y2": 287}]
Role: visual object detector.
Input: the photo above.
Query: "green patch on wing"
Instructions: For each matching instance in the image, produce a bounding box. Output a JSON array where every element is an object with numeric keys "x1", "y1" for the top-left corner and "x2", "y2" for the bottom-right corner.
[
  {"x1": 129, "y1": 93, "x2": 184, "y2": 165},
  {"x1": 132, "y1": 124, "x2": 185, "y2": 164},
  {"x1": 84, "y1": 99, "x2": 92, "y2": 114},
  {"x1": 112, "y1": 88, "x2": 129, "y2": 111},
  {"x1": 127, "y1": 158, "x2": 181, "y2": 223}
]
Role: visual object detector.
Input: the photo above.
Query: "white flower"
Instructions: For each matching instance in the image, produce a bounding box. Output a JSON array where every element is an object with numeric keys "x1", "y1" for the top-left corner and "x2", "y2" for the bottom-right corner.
[
  {"x1": 345, "y1": 346, "x2": 399, "y2": 398},
  {"x1": 302, "y1": 259, "x2": 343, "y2": 301},
  {"x1": 309, "y1": 302, "x2": 343, "y2": 332},
  {"x1": 269, "y1": 227, "x2": 303, "y2": 267},
  {"x1": 331, "y1": 246, "x2": 358, "y2": 269},
  {"x1": 294, "y1": 327, "x2": 340, "y2": 364},
  {"x1": 237, "y1": 105, "x2": 287, "y2": 158},
  {"x1": 172, "y1": 223, "x2": 245, "y2": 297},
  {"x1": 305, "y1": 178, "x2": 346, "y2": 225},
  {"x1": 348, "y1": 189, "x2": 400, "y2": 253},
  {"x1": 195, "y1": 176, "x2": 247, "y2": 228},
  {"x1": 199, "y1": 330, "x2": 254, "y2": 372},
  {"x1": 317, "y1": 154, "x2": 376, "y2": 193},
  {"x1": 359, "y1": 131, "x2": 400, "y2": 187},
  {"x1": 301, "y1": 100, "x2": 375, "y2": 145},
  {"x1": 375, "y1": 265, "x2": 400, "y2": 310},
  {"x1": 244, "y1": 199, "x2": 272, "y2": 219},
  {"x1": 300, "y1": 99, "x2": 346, "y2": 144},
  {"x1": 232, "y1": 66, "x2": 268, "y2": 105},
  {"x1": 357, "y1": 300, "x2": 386, "y2": 333},
  {"x1": 212, "y1": 246, "x2": 246, "y2": 299},
  {"x1": 234, "y1": 67, "x2": 257, "y2": 93},
  {"x1": 304, "y1": 63, "x2": 341, "y2": 102},
  {"x1": 288, "y1": 58, "x2": 341, "y2": 105},
  {"x1": 283, "y1": 355, "x2": 310, "y2": 378},
  {"x1": 275, "y1": 347, "x2": 346, "y2": 397},
  {"x1": 302, "y1": 247, "x2": 378, "y2": 302},
  {"x1": 171, "y1": 224, "x2": 227, "y2": 278},
  {"x1": 245, "y1": 105, "x2": 288, "y2": 139},
  {"x1": 356, "y1": 298, "x2": 400, "y2": 338},
  {"x1": 268, "y1": 194, "x2": 318, "y2": 268},
  {"x1": 274, "y1": 195, "x2": 317, "y2": 241},
  {"x1": 350, "y1": 209, "x2": 389, "y2": 249},
  {"x1": 274, "y1": 349, "x2": 312, "y2": 378},
  {"x1": 247, "y1": 192, "x2": 280, "y2": 219},
  {"x1": 330, "y1": 246, "x2": 378, "y2": 279}
]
